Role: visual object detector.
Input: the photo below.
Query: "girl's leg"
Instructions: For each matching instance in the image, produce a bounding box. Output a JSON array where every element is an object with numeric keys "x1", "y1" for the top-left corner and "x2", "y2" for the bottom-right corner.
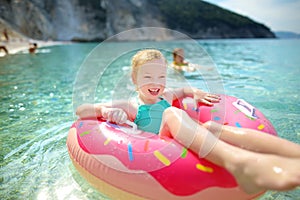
[
  {"x1": 159, "y1": 107, "x2": 300, "y2": 194},
  {"x1": 203, "y1": 121, "x2": 300, "y2": 158}
]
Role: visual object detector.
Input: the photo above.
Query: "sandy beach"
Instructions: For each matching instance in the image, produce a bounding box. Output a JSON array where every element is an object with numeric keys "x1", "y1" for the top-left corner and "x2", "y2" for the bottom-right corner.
[
  {"x1": 0, "y1": 21, "x2": 67, "y2": 57},
  {"x1": 0, "y1": 39, "x2": 67, "y2": 57}
]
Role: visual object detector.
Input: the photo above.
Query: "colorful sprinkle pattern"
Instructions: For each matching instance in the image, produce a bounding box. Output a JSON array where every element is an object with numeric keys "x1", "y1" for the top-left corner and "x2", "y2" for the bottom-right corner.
[
  {"x1": 196, "y1": 163, "x2": 214, "y2": 173},
  {"x1": 180, "y1": 96, "x2": 276, "y2": 134},
  {"x1": 154, "y1": 150, "x2": 171, "y2": 166}
]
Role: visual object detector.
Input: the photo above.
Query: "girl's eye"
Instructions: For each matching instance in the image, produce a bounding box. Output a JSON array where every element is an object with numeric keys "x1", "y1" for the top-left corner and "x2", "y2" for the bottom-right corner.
[
  {"x1": 144, "y1": 76, "x2": 151, "y2": 79},
  {"x1": 159, "y1": 76, "x2": 166, "y2": 79}
]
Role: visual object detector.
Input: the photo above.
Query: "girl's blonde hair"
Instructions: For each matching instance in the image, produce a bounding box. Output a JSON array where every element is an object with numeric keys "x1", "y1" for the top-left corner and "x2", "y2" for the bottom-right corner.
[{"x1": 131, "y1": 49, "x2": 167, "y2": 74}]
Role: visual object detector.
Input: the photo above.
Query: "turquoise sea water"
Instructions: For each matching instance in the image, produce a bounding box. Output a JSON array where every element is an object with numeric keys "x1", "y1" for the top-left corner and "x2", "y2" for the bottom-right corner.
[{"x1": 0, "y1": 39, "x2": 299, "y2": 200}]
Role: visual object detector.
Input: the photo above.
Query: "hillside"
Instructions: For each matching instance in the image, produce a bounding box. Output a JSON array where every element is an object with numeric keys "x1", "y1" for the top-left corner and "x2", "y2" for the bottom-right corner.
[
  {"x1": 155, "y1": 0, "x2": 275, "y2": 39},
  {"x1": 0, "y1": 0, "x2": 275, "y2": 41}
]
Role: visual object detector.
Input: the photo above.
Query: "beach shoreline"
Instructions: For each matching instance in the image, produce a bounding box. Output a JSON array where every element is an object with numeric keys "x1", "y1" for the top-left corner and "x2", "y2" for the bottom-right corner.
[
  {"x1": 0, "y1": 39, "x2": 69, "y2": 57},
  {"x1": 1, "y1": 19, "x2": 69, "y2": 57}
]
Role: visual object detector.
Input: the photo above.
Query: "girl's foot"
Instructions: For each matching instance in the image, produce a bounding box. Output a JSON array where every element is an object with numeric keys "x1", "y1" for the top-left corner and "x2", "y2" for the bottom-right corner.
[{"x1": 226, "y1": 151, "x2": 300, "y2": 194}]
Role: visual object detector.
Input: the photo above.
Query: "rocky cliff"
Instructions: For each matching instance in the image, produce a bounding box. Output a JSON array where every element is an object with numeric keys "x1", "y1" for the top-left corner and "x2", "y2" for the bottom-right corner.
[{"x1": 0, "y1": 0, "x2": 275, "y2": 41}]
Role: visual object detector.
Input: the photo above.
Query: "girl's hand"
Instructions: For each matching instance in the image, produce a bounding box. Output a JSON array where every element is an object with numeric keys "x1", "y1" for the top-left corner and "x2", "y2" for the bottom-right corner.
[
  {"x1": 193, "y1": 89, "x2": 220, "y2": 106},
  {"x1": 102, "y1": 107, "x2": 128, "y2": 124}
]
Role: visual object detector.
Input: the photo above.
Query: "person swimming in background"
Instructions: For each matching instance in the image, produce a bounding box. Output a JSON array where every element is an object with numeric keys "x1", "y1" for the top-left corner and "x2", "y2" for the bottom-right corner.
[
  {"x1": 76, "y1": 49, "x2": 300, "y2": 194},
  {"x1": 173, "y1": 48, "x2": 189, "y2": 66},
  {"x1": 29, "y1": 43, "x2": 37, "y2": 54},
  {"x1": 3, "y1": 28, "x2": 9, "y2": 42},
  {"x1": 172, "y1": 48, "x2": 195, "y2": 71},
  {"x1": 0, "y1": 45, "x2": 9, "y2": 55},
  {"x1": 172, "y1": 48, "x2": 213, "y2": 72}
]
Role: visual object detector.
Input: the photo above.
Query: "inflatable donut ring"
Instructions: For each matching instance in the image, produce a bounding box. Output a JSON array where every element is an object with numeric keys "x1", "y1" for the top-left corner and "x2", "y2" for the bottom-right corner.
[{"x1": 67, "y1": 95, "x2": 277, "y2": 200}]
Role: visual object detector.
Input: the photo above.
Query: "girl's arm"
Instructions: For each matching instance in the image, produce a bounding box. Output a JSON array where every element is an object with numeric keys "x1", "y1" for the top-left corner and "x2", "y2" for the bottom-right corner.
[
  {"x1": 168, "y1": 87, "x2": 220, "y2": 106},
  {"x1": 76, "y1": 100, "x2": 136, "y2": 124},
  {"x1": 76, "y1": 102, "x2": 110, "y2": 119}
]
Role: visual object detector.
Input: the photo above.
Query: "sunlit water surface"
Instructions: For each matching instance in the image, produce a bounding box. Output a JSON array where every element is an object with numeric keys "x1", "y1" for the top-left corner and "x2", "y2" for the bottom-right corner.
[{"x1": 0, "y1": 39, "x2": 299, "y2": 199}]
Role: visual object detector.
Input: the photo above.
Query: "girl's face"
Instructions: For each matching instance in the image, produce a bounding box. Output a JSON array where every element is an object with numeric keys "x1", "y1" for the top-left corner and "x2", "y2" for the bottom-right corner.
[{"x1": 134, "y1": 58, "x2": 167, "y2": 103}]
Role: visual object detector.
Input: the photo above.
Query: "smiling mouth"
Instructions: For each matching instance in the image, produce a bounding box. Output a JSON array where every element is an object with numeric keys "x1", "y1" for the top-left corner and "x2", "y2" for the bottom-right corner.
[{"x1": 148, "y1": 88, "x2": 160, "y2": 96}]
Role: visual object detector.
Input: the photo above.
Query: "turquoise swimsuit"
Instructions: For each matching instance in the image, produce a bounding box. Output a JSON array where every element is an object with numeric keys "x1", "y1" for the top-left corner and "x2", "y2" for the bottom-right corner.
[{"x1": 134, "y1": 98, "x2": 171, "y2": 134}]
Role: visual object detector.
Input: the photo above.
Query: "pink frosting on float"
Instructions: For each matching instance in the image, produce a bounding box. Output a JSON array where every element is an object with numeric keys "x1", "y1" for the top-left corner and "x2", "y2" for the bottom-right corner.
[
  {"x1": 75, "y1": 119, "x2": 237, "y2": 195},
  {"x1": 67, "y1": 128, "x2": 264, "y2": 200},
  {"x1": 173, "y1": 95, "x2": 276, "y2": 136}
]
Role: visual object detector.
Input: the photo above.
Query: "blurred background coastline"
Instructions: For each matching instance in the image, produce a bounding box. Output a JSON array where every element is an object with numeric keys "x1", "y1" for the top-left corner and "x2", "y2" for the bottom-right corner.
[
  {"x1": 2, "y1": 0, "x2": 299, "y2": 57},
  {"x1": 2, "y1": 0, "x2": 296, "y2": 57}
]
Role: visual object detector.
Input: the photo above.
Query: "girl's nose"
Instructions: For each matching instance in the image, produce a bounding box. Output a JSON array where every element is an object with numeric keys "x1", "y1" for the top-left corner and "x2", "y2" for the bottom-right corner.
[{"x1": 154, "y1": 78, "x2": 166, "y2": 86}]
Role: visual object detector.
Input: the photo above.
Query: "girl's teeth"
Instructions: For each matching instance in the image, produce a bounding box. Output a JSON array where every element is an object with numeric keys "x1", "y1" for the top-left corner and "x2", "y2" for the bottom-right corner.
[{"x1": 148, "y1": 88, "x2": 160, "y2": 95}]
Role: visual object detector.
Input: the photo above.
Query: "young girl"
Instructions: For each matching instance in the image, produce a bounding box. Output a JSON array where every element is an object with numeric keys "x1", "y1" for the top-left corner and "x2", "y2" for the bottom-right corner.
[{"x1": 76, "y1": 49, "x2": 300, "y2": 194}]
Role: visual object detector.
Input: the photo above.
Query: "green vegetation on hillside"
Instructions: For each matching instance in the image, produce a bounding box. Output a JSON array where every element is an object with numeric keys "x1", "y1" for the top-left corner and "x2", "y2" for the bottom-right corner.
[{"x1": 154, "y1": 0, "x2": 265, "y2": 34}]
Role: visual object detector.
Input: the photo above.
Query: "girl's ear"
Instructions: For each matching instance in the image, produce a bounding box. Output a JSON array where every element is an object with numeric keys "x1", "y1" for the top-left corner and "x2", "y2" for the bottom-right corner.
[
  {"x1": 131, "y1": 73, "x2": 138, "y2": 91},
  {"x1": 131, "y1": 72, "x2": 136, "y2": 85}
]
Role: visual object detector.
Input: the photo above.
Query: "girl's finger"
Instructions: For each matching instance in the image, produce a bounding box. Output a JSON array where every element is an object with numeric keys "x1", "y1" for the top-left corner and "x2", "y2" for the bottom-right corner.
[
  {"x1": 201, "y1": 99, "x2": 213, "y2": 106},
  {"x1": 112, "y1": 110, "x2": 121, "y2": 122},
  {"x1": 108, "y1": 110, "x2": 117, "y2": 122},
  {"x1": 115, "y1": 111, "x2": 124, "y2": 124},
  {"x1": 119, "y1": 113, "x2": 127, "y2": 124},
  {"x1": 102, "y1": 109, "x2": 108, "y2": 119},
  {"x1": 206, "y1": 96, "x2": 220, "y2": 103}
]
